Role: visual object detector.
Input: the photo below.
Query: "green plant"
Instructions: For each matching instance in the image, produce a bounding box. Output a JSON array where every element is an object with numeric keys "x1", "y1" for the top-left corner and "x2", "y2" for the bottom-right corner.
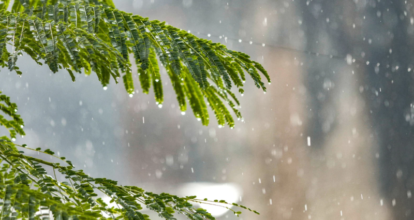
[{"x1": 0, "y1": 0, "x2": 270, "y2": 219}]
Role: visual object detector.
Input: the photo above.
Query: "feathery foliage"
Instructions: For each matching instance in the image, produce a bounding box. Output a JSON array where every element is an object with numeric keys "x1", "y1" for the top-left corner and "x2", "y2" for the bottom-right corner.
[
  {"x1": 0, "y1": 0, "x2": 269, "y2": 219},
  {"x1": 0, "y1": 91, "x2": 260, "y2": 220},
  {"x1": 0, "y1": 0, "x2": 270, "y2": 127}
]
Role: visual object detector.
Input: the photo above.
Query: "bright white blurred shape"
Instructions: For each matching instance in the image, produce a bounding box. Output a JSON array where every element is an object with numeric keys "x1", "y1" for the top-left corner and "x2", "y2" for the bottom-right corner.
[
  {"x1": 103, "y1": 86, "x2": 107, "y2": 90},
  {"x1": 346, "y1": 54, "x2": 352, "y2": 65},
  {"x1": 61, "y1": 118, "x2": 67, "y2": 126},
  {"x1": 101, "y1": 196, "x2": 118, "y2": 209},
  {"x1": 307, "y1": 136, "x2": 311, "y2": 146},
  {"x1": 181, "y1": 111, "x2": 186, "y2": 115},
  {"x1": 178, "y1": 182, "x2": 242, "y2": 217},
  {"x1": 155, "y1": 170, "x2": 162, "y2": 178}
]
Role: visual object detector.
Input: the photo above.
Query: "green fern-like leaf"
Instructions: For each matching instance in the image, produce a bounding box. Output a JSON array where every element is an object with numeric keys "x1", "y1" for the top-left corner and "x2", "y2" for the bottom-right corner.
[
  {"x1": 0, "y1": 0, "x2": 270, "y2": 127},
  {"x1": 0, "y1": 0, "x2": 268, "y2": 218}
]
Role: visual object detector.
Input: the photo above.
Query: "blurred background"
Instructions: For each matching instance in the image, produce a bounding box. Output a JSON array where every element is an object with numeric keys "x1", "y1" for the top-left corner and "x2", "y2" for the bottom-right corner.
[{"x1": 2, "y1": 0, "x2": 414, "y2": 219}]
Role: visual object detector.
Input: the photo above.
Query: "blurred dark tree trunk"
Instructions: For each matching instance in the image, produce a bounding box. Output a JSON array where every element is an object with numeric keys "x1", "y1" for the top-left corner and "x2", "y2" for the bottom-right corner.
[
  {"x1": 362, "y1": 1, "x2": 414, "y2": 219},
  {"x1": 298, "y1": 0, "x2": 355, "y2": 149}
]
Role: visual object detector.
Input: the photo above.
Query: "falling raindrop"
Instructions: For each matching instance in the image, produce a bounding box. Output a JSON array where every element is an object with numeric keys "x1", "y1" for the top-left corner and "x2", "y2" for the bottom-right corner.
[
  {"x1": 181, "y1": 111, "x2": 186, "y2": 115},
  {"x1": 158, "y1": 104, "x2": 163, "y2": 108},
  {"x1": 346, "y1": 54, "x2": 353, "y2": 65},
  {"x1": 103, "y1": 87, "x2": 107, "y2": 90},
  {"x1": 129, "y1": 94, "x2": 133, "y2": 98}
]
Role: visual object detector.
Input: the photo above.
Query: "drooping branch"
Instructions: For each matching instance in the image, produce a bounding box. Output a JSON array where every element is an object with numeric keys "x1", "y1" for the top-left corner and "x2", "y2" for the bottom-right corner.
[{"x1": 0, "y1": 0, "x2": 270, "y2": 127}]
